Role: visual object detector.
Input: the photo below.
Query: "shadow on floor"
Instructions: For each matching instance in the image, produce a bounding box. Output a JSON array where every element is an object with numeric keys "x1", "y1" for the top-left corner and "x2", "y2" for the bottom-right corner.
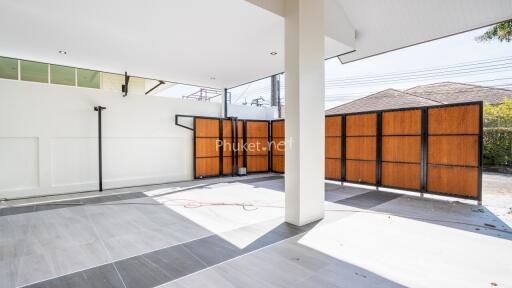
[{"x1": 333, "y1": 189, "x2": 512, "y2": 241}]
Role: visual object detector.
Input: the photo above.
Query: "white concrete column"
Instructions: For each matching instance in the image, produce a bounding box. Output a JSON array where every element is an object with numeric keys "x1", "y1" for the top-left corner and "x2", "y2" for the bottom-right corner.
[{"x1": 284, "y1": 0, "x2": 325, "y2": 226}]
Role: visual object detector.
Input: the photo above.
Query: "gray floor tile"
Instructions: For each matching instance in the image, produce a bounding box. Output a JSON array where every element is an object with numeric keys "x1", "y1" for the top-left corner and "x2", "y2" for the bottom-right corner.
[
  {"x1": 159, "y1": 268, "x2": 240, "y2": 288},
  {"x1": 143, "y1": 245, "x2": 207, "y2": 279},
  {"x1": 336, "y1": 190, "x2": 402, "y2": 209},
  {"x1": 114, "y1": 256, "x2": 170, "y2": 288},
  {"x1": 183, "y1": 235, "x2": 244, "y2": 266},
  {"x1": 237, "y1": 222, "x2": 306, "y2": 252},
  {"x1": 0, "y1": 259, "x2": 16, "y2": 288},
  {"x1": 0, "y1": 205, "x2": 35, "y2": 217},
  {"x1": 22, "y1": 263, "x2": 125, "y2": 288},
  {"x1": 297, "y1": 263, "x2": 406, "y2": 288},
  {"x1": 262, "y1": 238, "x2": 338, "y2": 273},
  {"x1": 15, "y1": 251, "x2": 57, "y2": 287},
  {"x1": 218, "y1": 246, "x2": 314, "y2": 288},
  {"x1": 46, "y1": 241, "x2": 111, "y2": 276}
]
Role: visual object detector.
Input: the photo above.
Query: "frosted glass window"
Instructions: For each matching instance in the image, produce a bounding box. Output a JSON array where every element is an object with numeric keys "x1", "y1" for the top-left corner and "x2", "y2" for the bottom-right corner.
[
  {"x1": 50, "y1": 65, "x2": 76, "y2": 86},
  {"x1": 20, "y1": 60, "x2": 48, "y2": 83},
  {"x1": 0, "y1": 57, "x2": 18, "y2": 80},
  {"x1": 77, "y1": 68, "x2": 100, "y2": 89}
]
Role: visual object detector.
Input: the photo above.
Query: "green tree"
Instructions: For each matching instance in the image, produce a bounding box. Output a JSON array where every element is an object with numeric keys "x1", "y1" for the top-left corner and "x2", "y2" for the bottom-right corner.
[
  {"x1": 476, "y1": 20, "x2": 512, "y2": 42},
  {"x1": 484, "y1": 99, "x2": 512, "y2": 128},
  {"x1": 483, "y1": 100, "x2": 512, "y2": 166}
]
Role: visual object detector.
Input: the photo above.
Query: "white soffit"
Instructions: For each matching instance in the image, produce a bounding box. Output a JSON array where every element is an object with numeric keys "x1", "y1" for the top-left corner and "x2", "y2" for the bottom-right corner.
[
  {"x1": 0, "y1": 0, "x2": 510, "y2": 89},
  {"x1": 337, "y1": 0, "x2": 512, "y2": 63}
]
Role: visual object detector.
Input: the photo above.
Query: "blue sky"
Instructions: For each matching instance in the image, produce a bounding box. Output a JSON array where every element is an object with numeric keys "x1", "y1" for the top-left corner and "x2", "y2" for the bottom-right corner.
[{"x1": 160, "y1": 26, "x2": 512, "y2": 109}]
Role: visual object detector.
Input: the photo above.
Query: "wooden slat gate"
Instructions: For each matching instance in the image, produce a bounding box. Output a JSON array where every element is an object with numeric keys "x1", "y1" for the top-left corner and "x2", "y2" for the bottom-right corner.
[
  {"x1": 194, "y1": 117, "x2": 222, "y2": 178},
  {"x1": 188, "y1": 116, "x2": 271, "y2": 178},
  {"x1": 271, "y1": 120, "x2": 285, "y2": 173},
  {"x1": 325, "y1": 116, "x2": 342, "y2": 180},
  {"x1": 245, "y1": 120, "x2": 271, "y2": 173},
  {"x1": 182, "y1": 101, "x2": 482, "y2": 201},
  {"x1": 269, "y1": 101, "x2": 483, "y2": 201}
]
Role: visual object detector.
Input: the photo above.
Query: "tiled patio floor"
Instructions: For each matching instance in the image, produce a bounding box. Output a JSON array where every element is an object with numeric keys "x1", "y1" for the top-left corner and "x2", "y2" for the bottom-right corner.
[{"x1": 1, "y1": 174, "x2": 511, "y2": 288}]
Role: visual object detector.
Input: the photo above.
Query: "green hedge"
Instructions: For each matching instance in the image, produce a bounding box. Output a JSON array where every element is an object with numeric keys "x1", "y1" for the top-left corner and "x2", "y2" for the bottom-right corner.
[{"x1": 483, "y1": 128, "x2": 512, "y2": 166}]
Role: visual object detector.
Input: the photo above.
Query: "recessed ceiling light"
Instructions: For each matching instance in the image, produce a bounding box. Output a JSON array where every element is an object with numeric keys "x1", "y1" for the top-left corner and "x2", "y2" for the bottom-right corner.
[
  {"x1": 270, "y1": 52, "x2": 277, "y2": 55},
  {"x1": 210, "y1": 77, "x2": 216, "y2": 80},
  {"x1": 58, "y1": 50, "x2": 67, "y2": 55}
]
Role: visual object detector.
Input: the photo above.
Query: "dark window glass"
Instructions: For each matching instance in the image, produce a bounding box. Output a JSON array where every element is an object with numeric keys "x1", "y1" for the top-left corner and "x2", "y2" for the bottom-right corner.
[
  {"x1": 77, "y1": 68, "x2": 100, "y2": 88},
  {"x1": 20, "y1": 60, "x2": 48, "y2": 83},
  {"x1": 51, "y1": 65, "x2": 76, "y2": 86}
]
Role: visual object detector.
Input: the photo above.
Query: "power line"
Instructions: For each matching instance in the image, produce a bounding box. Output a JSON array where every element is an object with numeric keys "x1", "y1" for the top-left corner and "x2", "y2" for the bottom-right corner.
[
  {"x1": 228, "y1": 56, "x2": 512, "y2": 103},
  {"x1": 325, "y1": 56, "x2": 512, "y2": 83},
  {"x1": 325, "y1": 64, "x2": 512, "y2": 88}
]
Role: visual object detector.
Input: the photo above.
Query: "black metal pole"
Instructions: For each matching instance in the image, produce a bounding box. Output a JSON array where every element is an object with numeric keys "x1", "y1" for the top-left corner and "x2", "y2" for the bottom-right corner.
[
  {"x1": 478, "y1": 101, "x2": 483, "y2": 205},
  {"x1": 94, "y1": 106, "x2": 106, "y2": 191},
  {"x1": 219, "y1": 119, "x2": 223, "y2": 176},
  {"x1": 271, "y1": 74, "x2": 282, "y2": 118},
  {"x1": 420, "y1": 108, "x2": 428, "y2": 196},
  {"x1": 376, "y1": 112, "x2": 382, "y2": 189},
  {"x1": 341, "y1": 115, "x2": 346, "y2": 181},
  {"x1": 224, "y1": 88, "x2": 229, "y2": 118}
]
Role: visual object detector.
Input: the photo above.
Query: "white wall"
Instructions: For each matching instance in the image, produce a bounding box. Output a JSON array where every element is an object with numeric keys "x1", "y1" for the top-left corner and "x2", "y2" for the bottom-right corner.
[{"x1": 0, "y1": 79, "x2": 273, "y2": 198}]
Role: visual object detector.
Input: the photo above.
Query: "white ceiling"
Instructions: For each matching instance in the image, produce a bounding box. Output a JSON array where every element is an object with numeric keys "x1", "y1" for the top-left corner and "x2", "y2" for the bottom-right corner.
[
  {"x1": 337, "y1": 0, "x2": 512, "y2": 63},
  {"x1": 0, "y1": 0, "x2": 510, "y2": 89}
]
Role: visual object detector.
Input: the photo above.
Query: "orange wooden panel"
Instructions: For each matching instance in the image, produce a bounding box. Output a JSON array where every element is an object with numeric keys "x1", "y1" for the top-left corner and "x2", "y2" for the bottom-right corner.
[
  {"x1": 237, "y1": 150, "x2": 244, "y2": 167},
  {"x1": 236, "y1": 136, "x2": 244, "y2": 167},
  {"x1": 346, "y1": 137, "x2": 376, "y2": 160},
  {"x1": 382, "y1": 110, "x2": 421, "y2": 135},
  {"x1": 428, "y1": 104, "x2": 480, "y2": 135},
  {"x1": 195, "y1": 118, "x2": 219, "y2": 137},
  {"x1": 247, "y1": 155, "x2": 268, "y2": 172},
  {"x1": 195, "y1": 158, "x2": 219, "y2": 177},
  {"x1": 237, "y1": 121, "x2": 244, "y2": 136},
  {"x1": 223, "y1": 120, "x2": 233, "y2": 138},
  {"x1": 346, "y1": 113, "x2": 376, "y2": 136},
  {"x1": 272, "y1": 137, "x2": 285, "y2": 155},
  {"x1": 195, "y1": 138, "x2": 220, "y2": 158},
  {"x1": 325, "y1": 116, "x2": 342, "y2": 137},
  {"x1": 272, "y1": 121, "x2": 285, "y2": 137},
  {"x1": 246, "y1": 121, "x2": 269, "y2": 138},
  {"x1": 325, "y1": 158, "x2": 341, "y2": 180},
  {"x1": 223, "y1": 157, "x2": 233, "y2": 175},
  {"x1": 325, "y1": 137, "x2": 341, "y2": 158},
  {"x1": 427, "y1": 165, "x2": 478, "y2": 198},
  {"x1": 222, "y1": 137, "x2": 233, "y2": 156},
  {"x1": 382, "y1": 136, "x2": 421, "y2": 163},
  {"x1": 246, "y1": 137, "x2": 269, "y2": 155},
  {"x1": 346, "y1": 160, "x2": 376, "y2": 184},
  {"x1": 272, "y1": 155, "x2": 284, "y2": 173},
  {"x1": 381, "y1": 162, "x2": 421, "y2": 190},
  {"x1": 428, "y1": 135, "x2": 478, "y2": 166}
]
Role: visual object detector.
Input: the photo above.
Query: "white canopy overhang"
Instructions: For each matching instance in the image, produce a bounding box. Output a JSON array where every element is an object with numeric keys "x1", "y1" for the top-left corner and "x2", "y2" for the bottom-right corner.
[{"x1": 0, "y1": 0, "x2": 510, "y2": 88}]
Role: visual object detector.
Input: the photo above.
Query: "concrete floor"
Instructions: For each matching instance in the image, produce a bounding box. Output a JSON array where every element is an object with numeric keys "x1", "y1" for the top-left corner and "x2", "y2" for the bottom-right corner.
[{"x1": 1, "y1": 173, "x2": 511, "y2": 288}]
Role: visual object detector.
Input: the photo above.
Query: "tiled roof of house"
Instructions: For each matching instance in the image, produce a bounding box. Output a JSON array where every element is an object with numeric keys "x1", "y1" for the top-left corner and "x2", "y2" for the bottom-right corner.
[
  {"x1": 405, "y1": 82, "x2": 512, "y2": 105},
  {"x1": 325, "y1": 88, "x2": 440, "y2": 115},
  {"x1": 326, "y1": 82, "x2": 512, "y2": 115}
]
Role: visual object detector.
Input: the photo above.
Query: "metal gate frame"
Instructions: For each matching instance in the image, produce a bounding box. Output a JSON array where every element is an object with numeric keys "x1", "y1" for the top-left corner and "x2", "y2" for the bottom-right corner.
[{"x1": 176, "y1": 114, "x2": 272, "y2": 179}]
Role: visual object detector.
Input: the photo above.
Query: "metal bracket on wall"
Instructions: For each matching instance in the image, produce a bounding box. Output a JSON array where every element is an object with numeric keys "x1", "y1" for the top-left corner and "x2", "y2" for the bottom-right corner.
[
  {"x1": 121, "y1": 72, "x2": 130, "y2": 97},
  {"x1": 145, "y1": 80, "x2": 165, "y2": 95},
  {"x1": 175, "y1": 114, "x2": 195, "y2": 131}
]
